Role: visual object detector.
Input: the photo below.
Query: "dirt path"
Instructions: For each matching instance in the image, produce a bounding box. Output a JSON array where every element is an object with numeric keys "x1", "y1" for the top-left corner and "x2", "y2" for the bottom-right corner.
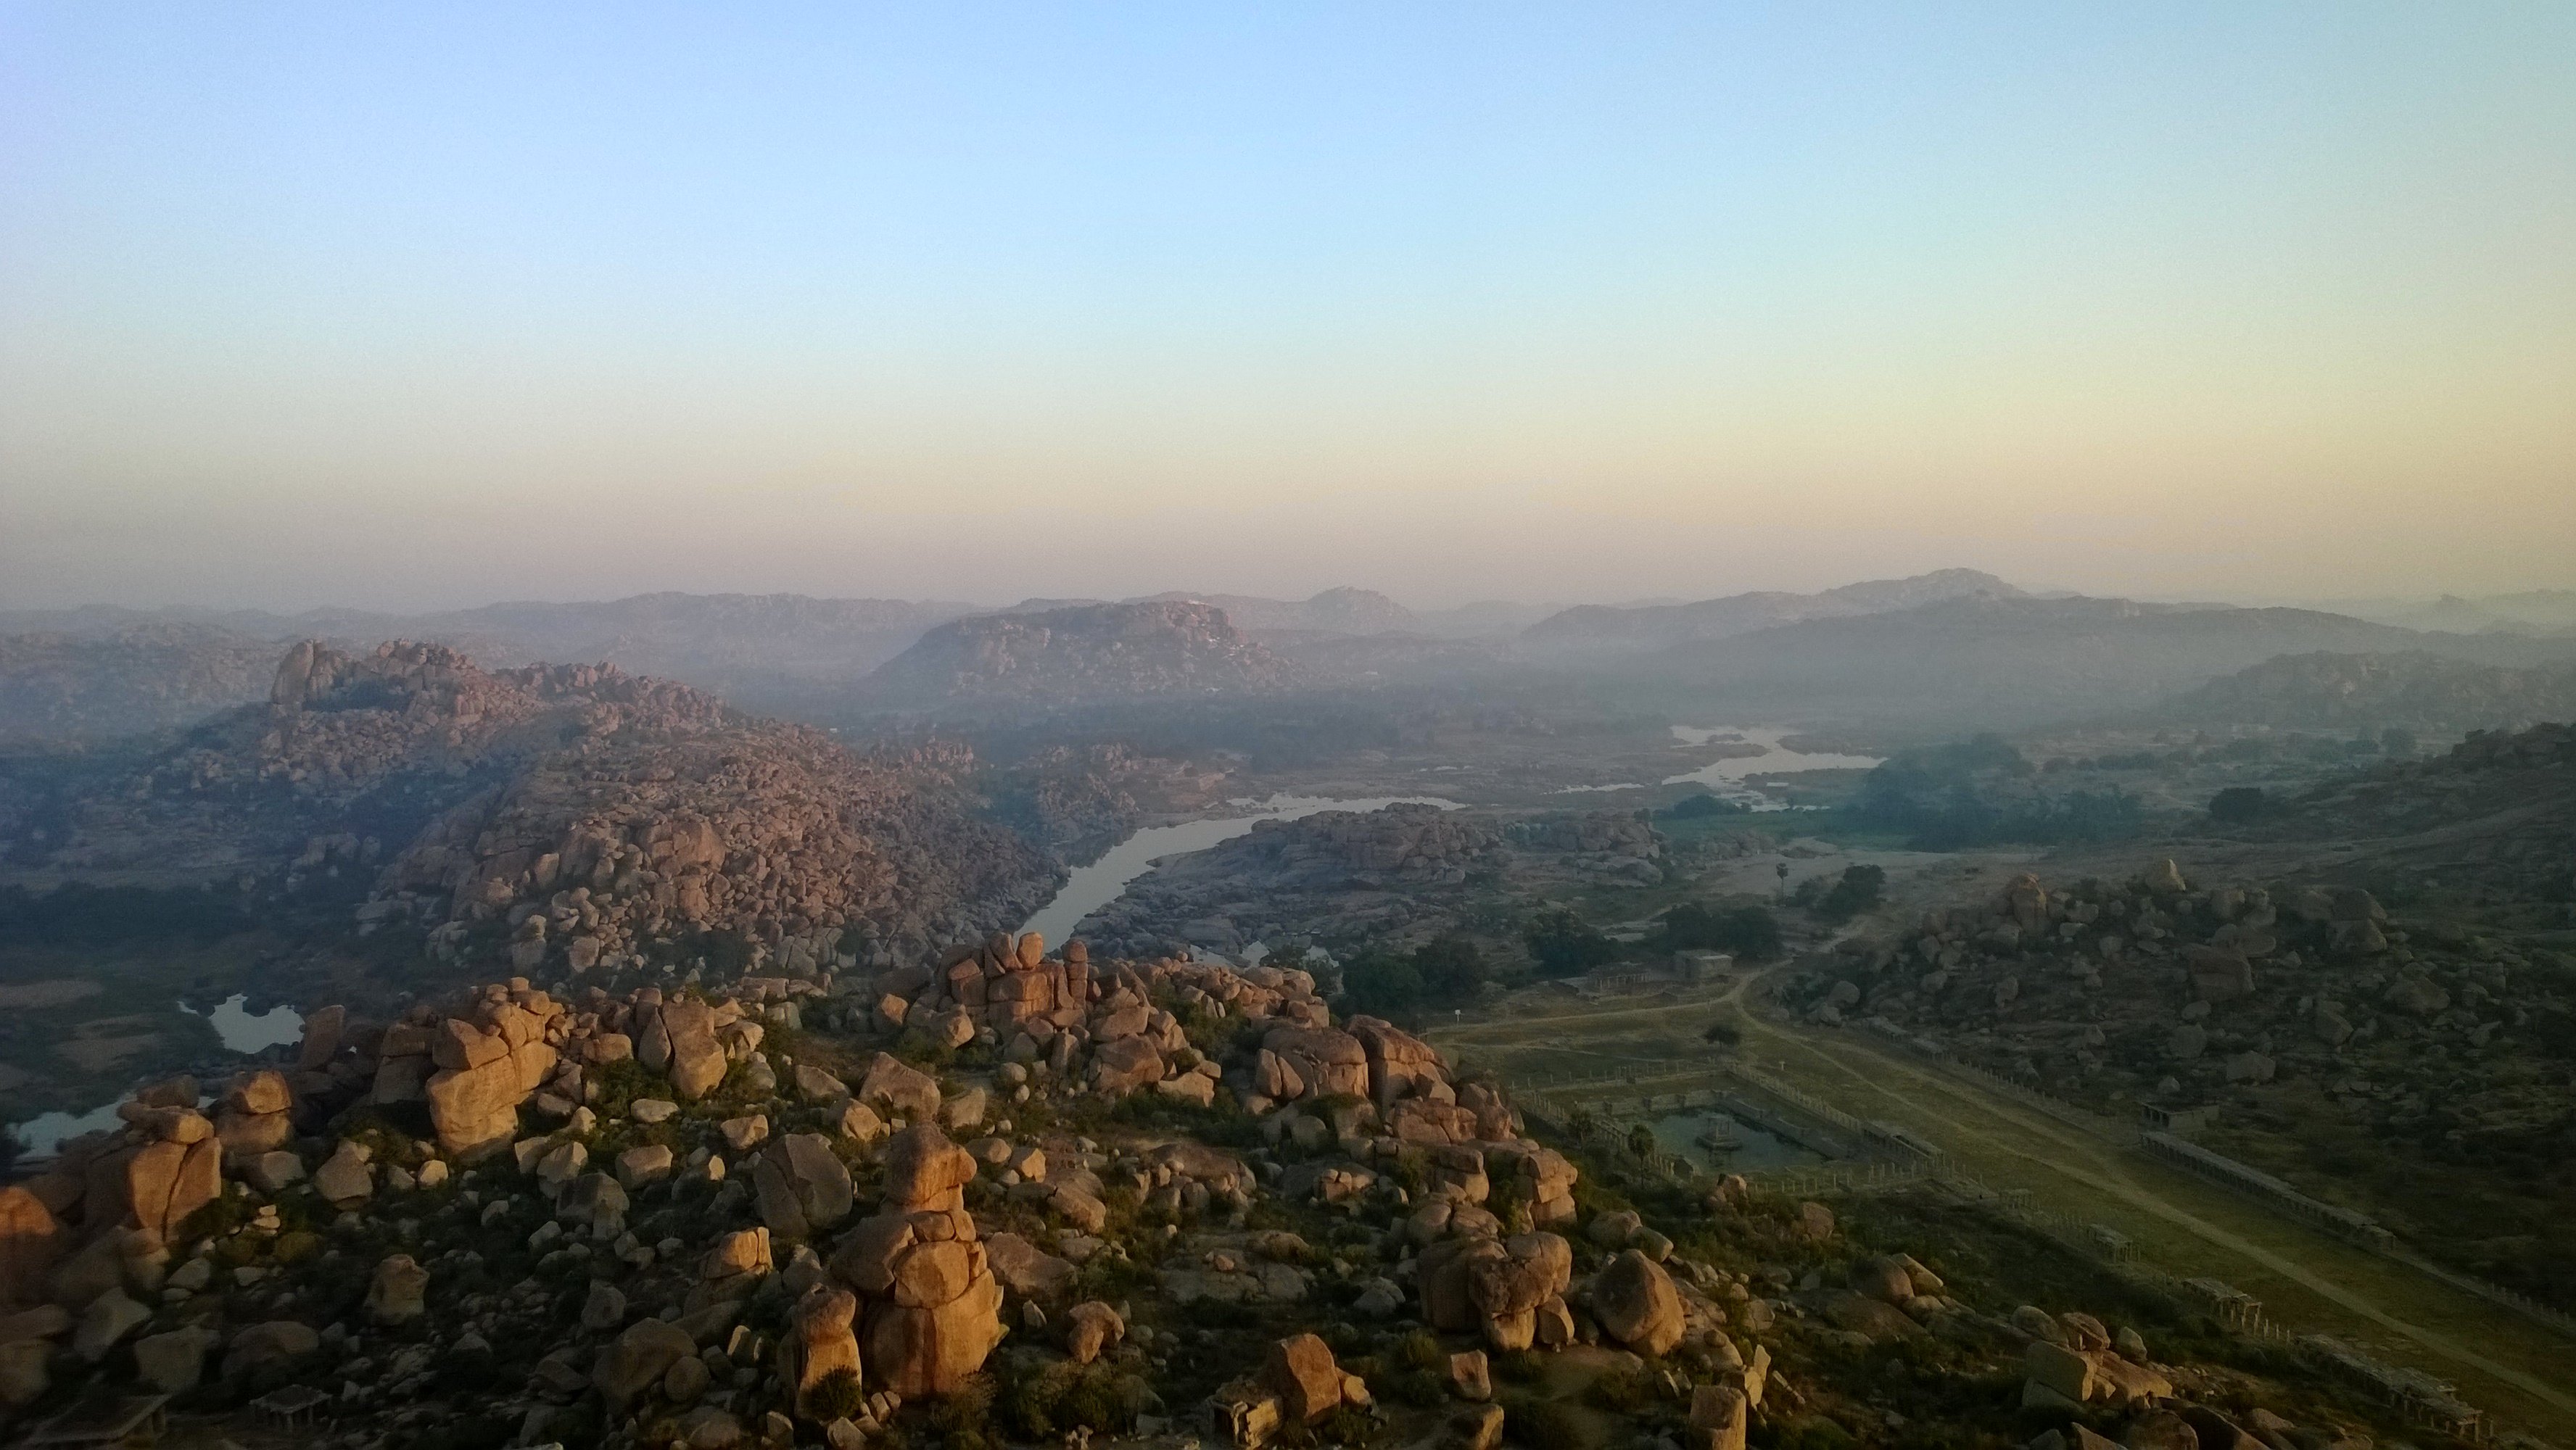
[{"x1": 1433, "y1": 974, "x2": 2576, "y2": 1438}]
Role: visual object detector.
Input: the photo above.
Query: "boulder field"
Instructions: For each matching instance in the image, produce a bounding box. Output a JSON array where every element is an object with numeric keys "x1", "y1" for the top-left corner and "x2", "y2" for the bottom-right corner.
[{"x1": 0, "y1": 929, "x2": 2424, "y2": 1450}]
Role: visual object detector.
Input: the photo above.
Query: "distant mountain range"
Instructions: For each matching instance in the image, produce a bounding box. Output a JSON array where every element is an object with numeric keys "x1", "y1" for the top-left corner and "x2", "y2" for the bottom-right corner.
[
  {"x1": 12, "y1": 572, "x2": 2573, "y2": 737},
  {"x1": 2302, "y1": 589, "x2": 2576, "y2": 637},
  {"x1": 1635, "y1": 594, "x2": 2576, "y2": 722},
  {"x1": 2152, "y1": 650, "x2": 2576, "y2": 732},
  {"x1": 1519, "y1": 568, "x2": 2024, "y2": 654}
]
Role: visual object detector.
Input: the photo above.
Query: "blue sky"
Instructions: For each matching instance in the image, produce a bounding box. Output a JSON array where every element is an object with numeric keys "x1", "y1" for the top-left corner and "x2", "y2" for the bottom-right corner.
[{"x1": 2, "y1": 3, "x2": 2569, "y2": 609}]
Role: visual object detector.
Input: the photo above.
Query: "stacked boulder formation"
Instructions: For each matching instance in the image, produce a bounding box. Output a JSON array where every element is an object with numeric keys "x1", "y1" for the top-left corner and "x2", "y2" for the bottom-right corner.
[{"x1": 827, "y1": 1124, "x2": 1007, "y2": 1396}]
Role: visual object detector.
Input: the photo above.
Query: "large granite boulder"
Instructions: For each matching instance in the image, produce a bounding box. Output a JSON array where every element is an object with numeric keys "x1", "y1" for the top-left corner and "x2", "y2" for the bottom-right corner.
[
  {"x1": 753, "y1": 1134, "x2": 855, "y2": 1240},
  {"x1": 1593, "y1": 1249, "x2": 1685, "y2": 1356},
  {"x1": 0, "y1": 1188, "x2": 62, "y2": 1308},
  {"x1": 1261, "y1": 1026, "x2": 1368, "y2": 1100},
  {"x1": 596, "y1": 1317, "x2": 699, "y2": 1412}
]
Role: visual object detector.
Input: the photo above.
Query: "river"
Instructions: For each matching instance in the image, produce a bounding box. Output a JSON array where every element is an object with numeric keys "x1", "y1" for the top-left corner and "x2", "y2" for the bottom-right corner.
[
  {"x1": 1557, "y1": 725, "x2": 1882, "y2": 808},
  {"x1": 1017, "y1": 793, "x2": 1463, "y2": 944}
]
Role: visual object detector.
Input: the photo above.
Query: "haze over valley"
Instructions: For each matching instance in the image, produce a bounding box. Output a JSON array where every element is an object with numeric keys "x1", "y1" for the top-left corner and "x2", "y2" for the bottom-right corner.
[{"x1": 3, "y1": 6, "x2": 2574, "y2": 1450}]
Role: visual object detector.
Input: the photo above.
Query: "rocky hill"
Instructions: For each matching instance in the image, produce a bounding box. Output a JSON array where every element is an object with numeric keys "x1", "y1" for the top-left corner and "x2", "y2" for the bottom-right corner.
[
  {"x1": 1135, "y1": 588, "x2": 1416, "y2": 636},
  {"x1": 2, "y1": 641, "x2": 1058, "y2": 972},
  {"x1": 1796, "y1": 721, "x2": 2576, "y2": 1306},
  {"x1": 1521, "y1": 568, "x2": 2022, "y2": 656},
  {"x1": 864, "y1": 602, "x2": 1309, "y2": 707},
  {"x1": 2152, "y1": 650, "x2": 2576, "y2": 732},
  {"x1": 0, "y1": 626, "x2": 283, "y2": 742},
  {"x1": 1645, "y1": 594, "x2": 2576, "y2": 723}
]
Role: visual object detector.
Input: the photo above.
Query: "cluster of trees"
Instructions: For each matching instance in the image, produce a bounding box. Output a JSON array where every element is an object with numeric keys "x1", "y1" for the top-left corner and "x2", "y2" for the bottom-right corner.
[
  {"x1": 1659, "y1": 792, "x2": 1751, "y2": 821},
  {"x1": 1851, "y1": 734, "x2": 2142, "y2": 850},
  {"x1": 1339, "y1": 934, "x2": 1493, "y2": 1019},
  {"x1": 2050, "y1": 727, "x2": 2419, "y2": 774},
  {"x1": 1522, "y1": 908, "x2": 1619, "y2": 977},
  {"x1": 1519, "y1": 897, "x2": 1793, "y2": 981},
  {"x1": 2207, "y1": 786, "x2": 2282, "y2": 824},
  {"x1": 0, "y1": 882, "x2": 249, "y2": 947},
  {"x1": 1790, "y1": 863, "x2": 1885, "y2": 923}
]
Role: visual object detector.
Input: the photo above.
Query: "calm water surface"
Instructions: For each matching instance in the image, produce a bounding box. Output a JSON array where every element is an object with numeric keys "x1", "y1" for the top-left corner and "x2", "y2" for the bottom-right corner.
[
  {"x1": 1558, "y1": 726, "x2": 1883, "y2": 808},
  {"x1": 1643, "y1": 1108, "x2": 1825, "y2": 1172}
]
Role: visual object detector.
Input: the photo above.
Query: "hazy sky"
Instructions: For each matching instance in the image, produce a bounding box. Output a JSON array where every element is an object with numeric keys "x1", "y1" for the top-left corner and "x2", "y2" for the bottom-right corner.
[{"x1": 3, "y1": 3, "x2": 2571, "y2": 612}]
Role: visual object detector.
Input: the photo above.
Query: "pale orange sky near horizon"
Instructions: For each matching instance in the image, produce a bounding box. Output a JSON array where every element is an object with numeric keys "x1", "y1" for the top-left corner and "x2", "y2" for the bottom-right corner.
[{"x1": 3, "y1": 4, "x2": 2571, "y2": 612}]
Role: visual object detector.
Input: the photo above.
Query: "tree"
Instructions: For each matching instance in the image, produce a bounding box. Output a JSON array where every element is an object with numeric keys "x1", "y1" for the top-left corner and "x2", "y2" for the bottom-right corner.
[
  {"x1": 1659, "y1": 903, "x2": 1783, "y2": 960},
  {"x1": 1662, "y1": 792, "x2": 1746, "y2": 820},
  {"x1": 1338, "y1": 950, "x2": 1427, "y2": 1018},
  {"x1": 2208, "y1": 786, "x2": 2275, "y2": 824},
  {"x1": 1411, "y1": 935, "x2": 1488, "y2": 1000},
  {"x1": 1523, "y1": 908, "x2": 1618, "y2": 977},
  {"x1": 1815, "y1": 865, "x2": 1886, "y2": 923},
  {"x1": 1627, "y1": 1124, "x2": 1657, "y2": 1159}
]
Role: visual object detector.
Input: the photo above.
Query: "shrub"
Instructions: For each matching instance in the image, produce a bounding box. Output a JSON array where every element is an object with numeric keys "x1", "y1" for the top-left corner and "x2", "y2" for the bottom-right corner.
[
  {"x1": 1317, "y1": 1402, "x2": 1375, "y2": 1446},
  {"x1": 891, "y1": 1029, "x2": 955, "y2": 1070},
  {"x1": 1585, "y1": 1362, "x2": 1656, "y2": 1412},
  {"x1": 1501, "y1": 1391, "x2": 1589, "y2": 1448},
  {"x1": 1395, "y1": 1330, "x2": 1445, "y2": 1371},
  {"x1": 807, "y1": 1367, "x2": 865, "y2": 1420},
  {"x1": 930, "y1": 1374, "x2": 998, "y2": 1450}
]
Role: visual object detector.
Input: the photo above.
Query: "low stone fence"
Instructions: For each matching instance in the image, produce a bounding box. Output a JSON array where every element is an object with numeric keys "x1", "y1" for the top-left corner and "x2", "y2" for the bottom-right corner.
[{"x1": 2137, "y1": 1130, "x2": 2393, "y2": 1247}]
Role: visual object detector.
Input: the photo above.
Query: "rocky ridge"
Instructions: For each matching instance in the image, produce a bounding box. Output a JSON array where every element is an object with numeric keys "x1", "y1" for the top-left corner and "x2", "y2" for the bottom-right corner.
[
  {"x1": 1520, "y1": 568, "x2": 2024, "y2": 656},
  {"x1": 2153, "y1": 651, "x2": 2576, "y2": 733}
]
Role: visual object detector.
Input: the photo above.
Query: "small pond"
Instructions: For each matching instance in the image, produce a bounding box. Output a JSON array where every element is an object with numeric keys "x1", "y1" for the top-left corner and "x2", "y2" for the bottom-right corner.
[
  {"x1": 1640, "y1": 1108, "x2": 1826, "y2": 1173},
  {"x1": 7, "y1": 995, "x2": 305, "y2": 1159},
  {"x1": 180, "y1": 994, "x2": 305, "y2": 1054}
]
